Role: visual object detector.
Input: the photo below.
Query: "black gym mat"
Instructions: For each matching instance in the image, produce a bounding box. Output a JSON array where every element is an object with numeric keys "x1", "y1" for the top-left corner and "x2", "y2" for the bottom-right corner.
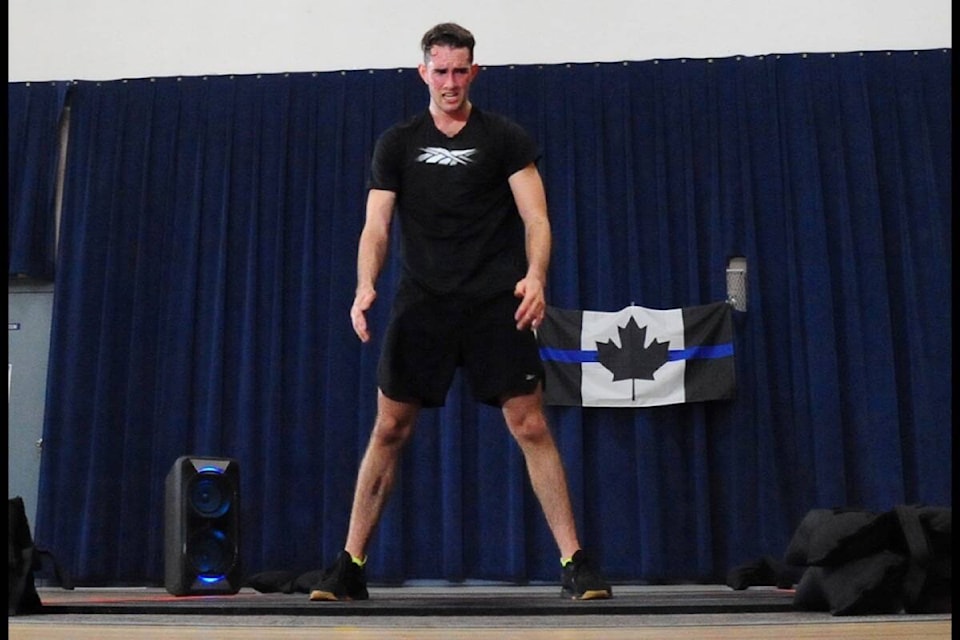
[{"x1": 36, "y1": 585, "x2": 797, "y2": 616}]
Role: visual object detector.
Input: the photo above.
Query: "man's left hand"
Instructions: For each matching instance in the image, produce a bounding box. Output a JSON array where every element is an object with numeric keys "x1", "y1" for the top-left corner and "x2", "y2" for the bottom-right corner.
[{"x1": 514, "y1": 277, "x2": 546, "y2": 331}]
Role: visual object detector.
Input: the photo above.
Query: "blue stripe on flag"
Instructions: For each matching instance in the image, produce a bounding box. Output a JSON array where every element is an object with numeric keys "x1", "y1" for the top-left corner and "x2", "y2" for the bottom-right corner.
[
  {"x1": 538, "y1": 348, "x2": 598, "y2": 363},
  {"x1": 540, "y1": 344, "x2": 733, "y2": 363},
  {"x1": 667, "y1": 344, "x2": 734, "y2": 361}
]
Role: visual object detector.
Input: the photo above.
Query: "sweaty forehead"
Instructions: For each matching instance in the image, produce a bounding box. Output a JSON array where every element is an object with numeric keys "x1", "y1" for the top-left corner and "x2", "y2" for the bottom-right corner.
[{"x1": 426, "y1": 45, "x2": 473, "y2": 67}]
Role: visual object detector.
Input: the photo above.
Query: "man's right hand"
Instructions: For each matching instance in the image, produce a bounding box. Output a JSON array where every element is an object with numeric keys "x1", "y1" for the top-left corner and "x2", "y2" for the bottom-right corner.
[{"x1": 350, "y1": 288, "x2": 377, "y2": 342}]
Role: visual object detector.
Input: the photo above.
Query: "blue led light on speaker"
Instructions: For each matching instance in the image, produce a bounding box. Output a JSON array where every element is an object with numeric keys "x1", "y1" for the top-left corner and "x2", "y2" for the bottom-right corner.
[
  {"x1": 189, "y1": 528, "x2": 232, "y2": 577},
  {"x1": 197, "y1": 465, "x2": 224, "y2": 474}
]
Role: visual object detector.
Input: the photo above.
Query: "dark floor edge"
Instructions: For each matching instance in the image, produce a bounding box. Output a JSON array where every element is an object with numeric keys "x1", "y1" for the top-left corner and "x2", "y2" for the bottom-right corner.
[{"x1": 37, "y1": 602, "x2": 798, "y2": 617}]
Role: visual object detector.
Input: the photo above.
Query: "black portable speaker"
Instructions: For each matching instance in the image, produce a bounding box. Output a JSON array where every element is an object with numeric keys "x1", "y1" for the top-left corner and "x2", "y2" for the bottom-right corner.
[{"x1": 164, "y1": 456, "x2": 242, "y2": 595}]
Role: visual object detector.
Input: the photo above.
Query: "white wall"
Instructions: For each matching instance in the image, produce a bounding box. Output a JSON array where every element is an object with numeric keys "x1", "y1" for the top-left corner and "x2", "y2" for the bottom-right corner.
[{"x1": 8, "y1": 0, "x2": 952, "y2": 82}]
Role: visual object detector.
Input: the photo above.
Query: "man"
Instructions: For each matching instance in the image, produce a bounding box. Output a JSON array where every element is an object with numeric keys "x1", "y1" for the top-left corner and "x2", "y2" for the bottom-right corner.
[{"x1": 310, "y1": 22, "x2": 611, "y2": 602}]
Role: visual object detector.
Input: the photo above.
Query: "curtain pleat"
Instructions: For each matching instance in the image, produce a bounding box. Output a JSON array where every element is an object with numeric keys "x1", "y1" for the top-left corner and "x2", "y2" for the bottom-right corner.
[
  {"x1": 8, "y1": 81, "x2": 71, "y2": 279},
  {"x1": 30, "y1": 49, "x2": 950, "y2": 586}
]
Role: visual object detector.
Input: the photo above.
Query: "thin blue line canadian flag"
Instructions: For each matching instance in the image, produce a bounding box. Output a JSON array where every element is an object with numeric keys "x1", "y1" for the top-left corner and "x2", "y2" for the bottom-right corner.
[{"x1": 536, "y1": 301, "x2": 736, "y2": 407}]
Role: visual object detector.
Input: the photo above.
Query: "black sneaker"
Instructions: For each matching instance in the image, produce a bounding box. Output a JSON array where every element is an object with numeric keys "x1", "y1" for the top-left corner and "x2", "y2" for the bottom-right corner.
[
  {"x1": 308, "y1": 550, "x2": 369, "y2": 601},
  {"x1": 561, "y1": 550, "x2": 612, "y2": 600}
]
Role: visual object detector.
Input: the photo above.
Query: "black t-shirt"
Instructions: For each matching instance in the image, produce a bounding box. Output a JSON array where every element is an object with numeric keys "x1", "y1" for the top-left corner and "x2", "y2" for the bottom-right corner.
[{"x1": 368, "y1": 107, "x2": 540, "y2": 297}]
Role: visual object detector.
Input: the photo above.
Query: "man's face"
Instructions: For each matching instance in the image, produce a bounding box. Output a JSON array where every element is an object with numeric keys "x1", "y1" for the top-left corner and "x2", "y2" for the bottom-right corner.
[{"x1": 418, "y1": 45, "x2": 478, "y2": 115}]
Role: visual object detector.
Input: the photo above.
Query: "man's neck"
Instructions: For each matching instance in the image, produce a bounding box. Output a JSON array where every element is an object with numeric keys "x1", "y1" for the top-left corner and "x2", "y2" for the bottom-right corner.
[{"x1": 430, "y1": 101, "x2": 472, "y2": 137}]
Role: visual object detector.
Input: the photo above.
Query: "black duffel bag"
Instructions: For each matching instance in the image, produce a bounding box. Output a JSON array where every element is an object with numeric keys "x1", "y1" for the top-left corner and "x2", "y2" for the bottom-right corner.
[{"x1": 786, "y1": 504, "x2": 950, "y2": 615}]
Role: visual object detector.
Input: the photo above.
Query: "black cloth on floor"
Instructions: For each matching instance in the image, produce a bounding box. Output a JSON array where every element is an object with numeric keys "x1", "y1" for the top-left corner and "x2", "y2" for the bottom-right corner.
[
  {"x1": 726, "y1": 555, "x2": 805, "y2": 590},
  {"x1": 245, "y1": 569, "x2": 326, "y2": 594}
]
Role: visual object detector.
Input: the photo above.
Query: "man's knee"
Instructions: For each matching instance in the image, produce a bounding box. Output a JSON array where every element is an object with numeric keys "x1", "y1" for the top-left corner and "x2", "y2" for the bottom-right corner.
[
  {"x1": 506, "y1": 411, "x2": 552, "y2": 445},
  {"x1": 371, "y1": 413, "x2": 415, "y2": 447}
]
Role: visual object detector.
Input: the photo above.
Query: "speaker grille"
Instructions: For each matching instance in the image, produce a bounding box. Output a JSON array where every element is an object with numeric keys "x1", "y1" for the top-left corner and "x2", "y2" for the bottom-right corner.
[{"x1": 189, "y1": 471, "x2": 233, "y2": 518}]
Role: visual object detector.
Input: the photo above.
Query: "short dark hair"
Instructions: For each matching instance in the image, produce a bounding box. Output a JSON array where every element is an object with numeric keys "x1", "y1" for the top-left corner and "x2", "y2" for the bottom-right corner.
[{"x1": 420, "y1": 23, "x2": 475, "y2": 63}]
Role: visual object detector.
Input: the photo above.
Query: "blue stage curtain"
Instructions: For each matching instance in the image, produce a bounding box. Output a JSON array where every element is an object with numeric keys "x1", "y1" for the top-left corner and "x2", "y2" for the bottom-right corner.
[
  {"x1": 33, "y1": 49, "x2": 951, "y2": 586},
  {"x1": 8, "y1": 81, "x2": 71, "y2": 279}
]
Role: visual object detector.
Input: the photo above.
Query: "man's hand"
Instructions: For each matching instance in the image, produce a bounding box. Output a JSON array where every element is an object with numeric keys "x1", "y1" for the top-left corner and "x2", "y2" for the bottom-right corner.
[
  {"x1": 351, "y1": 287, "x2": 377, "y2": 342},
  {"x1": 514, "y1": 276, "x2": 546, "y2": 331}
]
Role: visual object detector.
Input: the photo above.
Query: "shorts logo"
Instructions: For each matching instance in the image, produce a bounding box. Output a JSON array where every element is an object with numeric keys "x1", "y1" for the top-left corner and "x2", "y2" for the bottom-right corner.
[
  {"x1": 524, "y1": 373, "x2": 538, "y2": 381},
  {"x1": 416, "y1": 147, "x2": 478, "y2": 166}
]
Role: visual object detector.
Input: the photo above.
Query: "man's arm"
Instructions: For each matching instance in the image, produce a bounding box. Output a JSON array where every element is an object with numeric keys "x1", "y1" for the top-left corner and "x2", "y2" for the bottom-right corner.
[
  {"x1": 508, "y1": 163, "x2": 551, "y2": 331},
  {"x1": 351, "y1": 188, "x2": 396, "y2": 343}
]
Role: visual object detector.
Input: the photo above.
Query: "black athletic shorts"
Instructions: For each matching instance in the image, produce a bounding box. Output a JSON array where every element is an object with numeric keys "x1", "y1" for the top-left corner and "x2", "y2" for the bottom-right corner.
[{"x1": 377, "y1": 281, "x2": 544, "y2": 408}]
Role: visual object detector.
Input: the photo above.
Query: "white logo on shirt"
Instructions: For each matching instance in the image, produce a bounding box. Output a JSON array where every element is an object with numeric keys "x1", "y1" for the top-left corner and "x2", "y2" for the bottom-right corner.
[{"x1": 416, "y1": 147, "x2": 478, "y2": 166}]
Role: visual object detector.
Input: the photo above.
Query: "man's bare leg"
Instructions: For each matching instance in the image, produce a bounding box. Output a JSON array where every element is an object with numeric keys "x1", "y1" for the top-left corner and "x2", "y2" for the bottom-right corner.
[
  {"x1": 344, "y1": 390, "x2": 420, "y2": 559},
  {"x1": 501, "y1": 386, "x2": 581, "y2": 560},
  {"x1": 310, "y1": 391, "x2": 418, "y2": 601}
]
